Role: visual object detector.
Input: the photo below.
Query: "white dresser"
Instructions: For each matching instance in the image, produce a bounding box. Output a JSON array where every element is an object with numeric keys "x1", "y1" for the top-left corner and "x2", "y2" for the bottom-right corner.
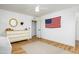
[{"x1": 6, "y1": 30, "x2": 30, "y2": 42}]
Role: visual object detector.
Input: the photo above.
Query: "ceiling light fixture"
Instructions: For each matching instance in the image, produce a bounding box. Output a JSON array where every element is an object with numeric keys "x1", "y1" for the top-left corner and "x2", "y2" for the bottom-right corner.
[{"x1": 35, "y1": 5, "x2": 40, "y2": 12}]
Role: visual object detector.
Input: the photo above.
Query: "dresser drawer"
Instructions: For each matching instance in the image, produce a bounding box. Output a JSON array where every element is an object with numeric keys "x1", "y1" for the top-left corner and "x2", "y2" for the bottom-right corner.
[{"x1": 6, "y1": 30, "x2": 30, "y2": 42}]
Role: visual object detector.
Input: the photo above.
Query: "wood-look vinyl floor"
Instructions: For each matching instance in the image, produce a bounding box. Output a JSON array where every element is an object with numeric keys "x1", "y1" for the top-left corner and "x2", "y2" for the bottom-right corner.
[
  {"x1": 12, "y1": 37, "x2": 38, "y2": 54},
  {"x1": 11, "y1": 37, "x2": 79, "y2": 54}
]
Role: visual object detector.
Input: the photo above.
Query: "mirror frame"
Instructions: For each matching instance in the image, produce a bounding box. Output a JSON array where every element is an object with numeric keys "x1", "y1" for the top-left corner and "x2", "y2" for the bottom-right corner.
[{"x1": 9, "y1": 18, "x2": 18, "y2": 27}]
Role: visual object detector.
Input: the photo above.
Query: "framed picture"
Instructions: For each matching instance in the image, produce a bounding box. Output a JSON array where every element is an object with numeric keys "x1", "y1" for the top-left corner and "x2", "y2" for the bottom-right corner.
[{"x1": 45, "y1": 16, "x2": 61, "y2": 28}]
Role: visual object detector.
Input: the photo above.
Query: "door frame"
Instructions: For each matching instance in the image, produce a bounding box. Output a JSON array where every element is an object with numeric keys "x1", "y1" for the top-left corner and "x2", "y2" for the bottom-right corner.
[{"x1": 32, "y1": 20, "x2": 37, "y2": 37}]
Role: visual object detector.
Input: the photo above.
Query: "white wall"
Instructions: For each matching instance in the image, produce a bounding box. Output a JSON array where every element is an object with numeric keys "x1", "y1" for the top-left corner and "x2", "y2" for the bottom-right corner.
[
  {"x1": 77, "y1": 20, "x2": 79, "y2": 41},
  {"x1": 39, "y1": 8, "x2": 76, "y2": 47},
  {"x1": 0, "y1": 9, "x2": 33, "y2": 38},
  {"x1": 76, "y1": 12, "x2": 79, "y2": 41}
]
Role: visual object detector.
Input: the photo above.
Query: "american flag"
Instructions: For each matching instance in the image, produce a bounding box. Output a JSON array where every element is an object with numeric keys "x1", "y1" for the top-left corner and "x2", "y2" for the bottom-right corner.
[{"x1": 45, "y1": 16, "x2": 61, "y2": 28}]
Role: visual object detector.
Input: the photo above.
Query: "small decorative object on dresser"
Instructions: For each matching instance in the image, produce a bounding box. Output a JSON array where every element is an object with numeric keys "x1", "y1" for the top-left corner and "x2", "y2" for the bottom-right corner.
[
  {"x1": 5, "y1": 28, "x2": 14, "y2": 31},
  {"x1": 25, "y1": 28, "x2": 27, "y2": 30}
]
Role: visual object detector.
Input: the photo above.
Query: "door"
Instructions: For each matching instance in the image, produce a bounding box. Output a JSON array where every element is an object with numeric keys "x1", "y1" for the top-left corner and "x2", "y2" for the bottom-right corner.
[{"x1": 32, "y1": 21, "x2": 37, "y2": 37}]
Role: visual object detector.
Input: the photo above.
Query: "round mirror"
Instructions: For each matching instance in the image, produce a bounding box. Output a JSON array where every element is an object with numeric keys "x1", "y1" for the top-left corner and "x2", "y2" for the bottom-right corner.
[{"x1": 9, "y1": 18, "x2": 18, "y2": 27}]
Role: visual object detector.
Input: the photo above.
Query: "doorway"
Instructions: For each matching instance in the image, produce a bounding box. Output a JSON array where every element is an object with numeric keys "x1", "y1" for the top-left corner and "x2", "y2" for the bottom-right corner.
[{"x1": 32, "y1": 20, "x2": 37, "y2": 38}]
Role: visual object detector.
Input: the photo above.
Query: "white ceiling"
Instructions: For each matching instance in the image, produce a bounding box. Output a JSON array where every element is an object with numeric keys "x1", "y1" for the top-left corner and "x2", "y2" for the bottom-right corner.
[{"x1": 0, "y1": 4, "x2": 78, "y2": 17}]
